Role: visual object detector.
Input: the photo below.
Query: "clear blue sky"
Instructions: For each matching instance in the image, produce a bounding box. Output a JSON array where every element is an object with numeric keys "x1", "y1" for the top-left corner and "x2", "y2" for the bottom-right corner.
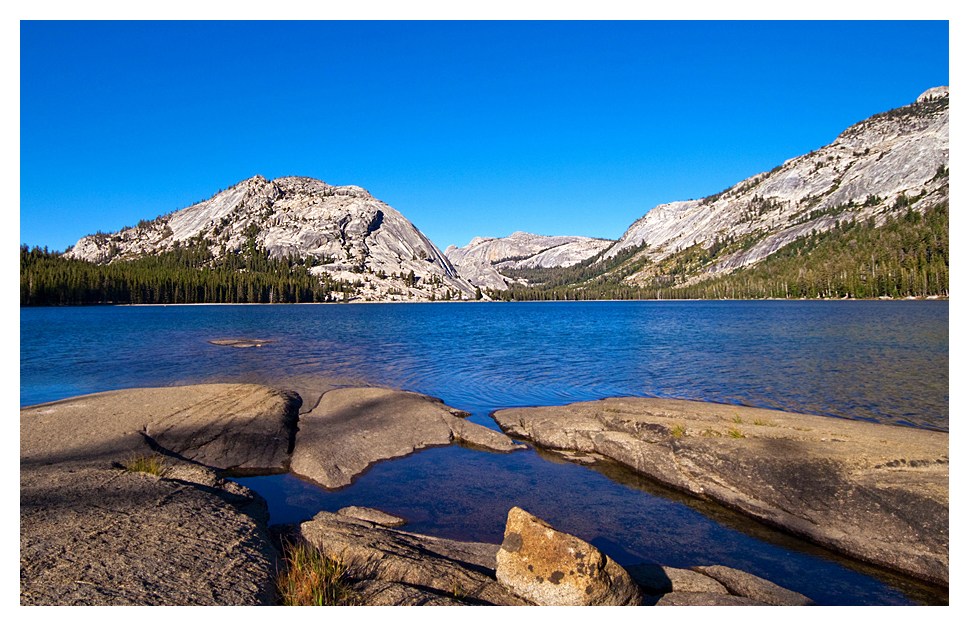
[{"x1": 20, "y1": 20, "x2": 949, "y2": 254}]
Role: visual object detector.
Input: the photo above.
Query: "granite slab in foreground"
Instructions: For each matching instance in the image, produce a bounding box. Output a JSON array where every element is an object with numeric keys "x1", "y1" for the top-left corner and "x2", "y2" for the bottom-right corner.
[
  {"x1": 21, "y1": 383, "x2": 302, "y2": 473},
  {"x1": 19, "y1": 383, "x2": 527, "y2": 605},
  {"x1": 20, "y1": 384, "x2": 302, "y2": 605},
  {"x1": 493, "y1": 397, "x2": 949, "y2": 586}
]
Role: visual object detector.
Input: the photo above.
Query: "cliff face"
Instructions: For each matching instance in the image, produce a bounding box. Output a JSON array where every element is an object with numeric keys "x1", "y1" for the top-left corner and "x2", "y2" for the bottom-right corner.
[
  {"x1": 445, "y1": 232, "x2": 613, "y2": 291},
  {"x1": 67, "y1": 176, "x2": 477, "y2": 301},
  {"x1": 605, "y1": 87, "x2": 949, "y2": 285}
]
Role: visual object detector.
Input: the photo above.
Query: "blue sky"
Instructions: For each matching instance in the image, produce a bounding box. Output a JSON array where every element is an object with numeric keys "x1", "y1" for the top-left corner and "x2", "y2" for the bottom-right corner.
[{"x1": 20, "y1": 20, "x2": 950, "y2": 253}]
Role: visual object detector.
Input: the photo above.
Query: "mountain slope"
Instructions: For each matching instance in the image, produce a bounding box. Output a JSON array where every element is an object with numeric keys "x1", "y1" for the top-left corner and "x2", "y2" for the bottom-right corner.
[
  {"x1": 599, "y1": 86, "x2": 948, "y2": 287},
  {"x1": 66, "y1": 175, "x2": 477, "y2": 301},
  {"x1": 444, "y1": 232, "x2": 614, "y2": 291}
]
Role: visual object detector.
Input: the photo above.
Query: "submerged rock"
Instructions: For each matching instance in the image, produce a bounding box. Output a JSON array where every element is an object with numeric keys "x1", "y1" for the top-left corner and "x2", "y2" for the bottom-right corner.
[
  {"x1": 495, "y1": 507, "x2": 641, "y2": 606},
  {"x1": 493, "y1": 397, "x2": 949, "y2": 586},
  {"x1": 291, "y1": 387, "x2": 526, "y2": 490},
  {"x1": 208, "y1": 338, "x2": 273, "y2": 348}
]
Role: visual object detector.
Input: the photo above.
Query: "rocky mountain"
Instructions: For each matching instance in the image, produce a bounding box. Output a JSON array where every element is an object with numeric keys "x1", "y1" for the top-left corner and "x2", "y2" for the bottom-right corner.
[
  {"x1": 67, "y1": 175, "x2": 478, "y2": 301},
  {"x1": 601, "y1": 86, "x2": 949, "y2": 287},
  {"x1": 444, "y1": 232, "x2": 614, "y2": 291}
]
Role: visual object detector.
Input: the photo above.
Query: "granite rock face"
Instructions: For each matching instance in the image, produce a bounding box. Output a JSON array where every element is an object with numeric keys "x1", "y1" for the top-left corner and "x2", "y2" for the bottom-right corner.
[
  {"x1": 445, "y1": 231, "x2": 613, "y2": 291},
  {"x1": 492, "y1": 397, "x2": 949, "y2": 586},
  {"x1": 67, "y1": 175, "x2": 477, "y2": 301},
  {"x1": 290, "y1": 387, "x2": 527, "y2": 490},
  {"x1": 495, "y1": 507, "x2": 641, "y2": 606},
  {"x1": 603, "y1": 87, "x2": 949, "y2": 285}
]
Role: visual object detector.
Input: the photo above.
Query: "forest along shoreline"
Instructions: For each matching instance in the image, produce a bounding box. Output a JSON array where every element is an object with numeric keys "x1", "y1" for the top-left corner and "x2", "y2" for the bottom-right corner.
[{"x1": 20, "y1": 384, "x2": 948, "y2": 605}]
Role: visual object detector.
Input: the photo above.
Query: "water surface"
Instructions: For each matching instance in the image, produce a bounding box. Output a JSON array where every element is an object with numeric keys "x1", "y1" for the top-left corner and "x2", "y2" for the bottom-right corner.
[{"x1": 20, "y1": 301, "x2": 949, "y2": 605}]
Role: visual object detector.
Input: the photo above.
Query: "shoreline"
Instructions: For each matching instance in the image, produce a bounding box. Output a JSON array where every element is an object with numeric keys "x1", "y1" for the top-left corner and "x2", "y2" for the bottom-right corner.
[
  {"x1": 19, "y1": 294, "x2": 950, "y2": 307},
  {"x1": 21, "y1": 384, "x2": 949, "y2": 604}
]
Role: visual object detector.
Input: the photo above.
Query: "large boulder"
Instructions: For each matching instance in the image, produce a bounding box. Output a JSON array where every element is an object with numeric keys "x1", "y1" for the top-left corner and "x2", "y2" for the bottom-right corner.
[
  {"x1": 495, "y1": 507, "x2": 641, "y2": 606},
  {"x1": 291, "y1": 387, "x2": 526, "y2": 489},
  {"x1": 493, "y1": 397, "x2": 949, "y2": 586}
]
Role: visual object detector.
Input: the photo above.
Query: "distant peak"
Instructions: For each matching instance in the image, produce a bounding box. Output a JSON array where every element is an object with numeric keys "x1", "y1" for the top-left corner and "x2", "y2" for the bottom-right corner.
[{"x1": 917, "y1": 86, "x2": 949, "y2": 102}]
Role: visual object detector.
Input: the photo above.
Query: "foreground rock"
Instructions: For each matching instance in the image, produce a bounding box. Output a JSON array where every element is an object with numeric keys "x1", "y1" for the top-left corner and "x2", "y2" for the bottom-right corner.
[
  {"x1": 338, "y1": 506, "x2": 408, "y2": 527},
  {"x1": 20, "y1": 384, "x2": 303, "y2": 605},
  {"x1": 692, "y1": 565, "x2": 814, "y2": 606},
  {"x1": 21, "y1": 384, "x2": 301, "y2": 472},
  {"x1": 493, "y1": 397, "x2": 948, "y2": 586},
  {"x1": 495, "y1": 507, "x2": 641, "y2": 606},
  {"x1": 299, "y1": 511, "x2": 529, "y2": 605},
  {"x1": 297, "y1": 505, "x2": 812, "y2": 606},
  {"x1": 291, "y1": 387, "x2": 527, "y2": 489},
  {"x1": 20, "y1": 459, "x2": 278, "y2": 605}
]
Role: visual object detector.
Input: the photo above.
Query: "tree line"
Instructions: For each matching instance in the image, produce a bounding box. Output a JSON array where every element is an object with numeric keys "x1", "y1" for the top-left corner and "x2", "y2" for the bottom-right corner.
[
  {"x1": 20, "y1": 240, "x2": 356, "y2": 306},
  {"x1": 20, "y1": 201, "x2": 947, "y2": 305},
  {"x1": 489, "y1": 202, "x2": 948, "y2": 301}
]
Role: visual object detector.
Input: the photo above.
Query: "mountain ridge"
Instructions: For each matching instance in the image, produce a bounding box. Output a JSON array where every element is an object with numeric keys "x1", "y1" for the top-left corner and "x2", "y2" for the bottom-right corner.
[
  {"x1": 67, "y1": 174, "x2": 479, "y2": 301},
  {"x1": 35, "y1": 86, "x2": 948, "y2": 304},
  {"x1": 597, "y1": 86, "x2": 948, "y2": 288}
]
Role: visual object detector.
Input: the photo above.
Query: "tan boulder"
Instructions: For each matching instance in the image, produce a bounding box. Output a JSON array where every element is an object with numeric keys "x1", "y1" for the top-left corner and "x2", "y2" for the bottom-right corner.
[{"x1": 495, "y1": 507, "x2": 641, "y2": 606}]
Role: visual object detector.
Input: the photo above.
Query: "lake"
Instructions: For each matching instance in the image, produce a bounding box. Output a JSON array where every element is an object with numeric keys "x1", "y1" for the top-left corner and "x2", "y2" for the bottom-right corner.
[{"x1": 19, "y1": 300, "x2": 948, "y2": 605}]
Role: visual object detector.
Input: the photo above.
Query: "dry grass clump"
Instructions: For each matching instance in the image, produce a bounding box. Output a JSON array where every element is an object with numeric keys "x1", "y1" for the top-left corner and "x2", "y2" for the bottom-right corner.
[
  {"x1": 124, "y1": 453, "x2": 166, "y2": 476},
  {"x1": 277, "y1": 542, "x2": 357, "y2": 606},
  {"x1": 753, "y1": 418, "x2": 778, "y2": 427},
  {"x1": 670, "y1": 424, "x2": 686, "y2": 438}
]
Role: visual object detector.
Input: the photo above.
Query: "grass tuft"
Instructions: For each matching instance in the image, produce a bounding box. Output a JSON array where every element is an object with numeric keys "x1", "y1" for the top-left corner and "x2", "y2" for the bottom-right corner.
[
  {"x1": 277, "y1": 542, "x2": 357, "y2": 606},
  {"x1": 670, "y1": 424, "x2": 686, "y2": 438},
  {"x1": 728, "y1": 427, "x2": 745, "y2": 439},
  {"x1": 124, "y1": 453, "x2": 166, "y2": 476},
  {"x1": 753, "y1": 419, "x2": 778, "y2": 427}
]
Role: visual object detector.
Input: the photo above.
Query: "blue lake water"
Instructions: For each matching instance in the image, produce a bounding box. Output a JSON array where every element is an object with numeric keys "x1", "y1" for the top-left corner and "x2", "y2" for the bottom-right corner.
[{"x1": 19, "y1": 300, "x2": 949, "y2": 605}]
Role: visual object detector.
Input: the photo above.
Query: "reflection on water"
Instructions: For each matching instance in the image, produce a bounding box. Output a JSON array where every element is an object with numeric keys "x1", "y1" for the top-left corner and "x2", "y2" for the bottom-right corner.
[
  {"x1": 20, "y1": 301, "x2": 948, "y2": 429},
  {"x1": 20, "y1": 301, "x2": 949, "y2": 604}
]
